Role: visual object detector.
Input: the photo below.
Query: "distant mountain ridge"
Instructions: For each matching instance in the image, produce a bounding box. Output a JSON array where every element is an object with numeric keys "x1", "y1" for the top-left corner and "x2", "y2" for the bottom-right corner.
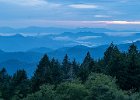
[
  {"x1": 0, "y1": 41, "x2": 140, "y2": 76},
  {"x1": 0, "y1": 27, "x2": 140, "y2": 52},
  {"x1": 28, "y1": 47, "x2": 54, "y2": 53},
  {"x1": 0, "y1": 27, "x2": 118, "y2": 33},
  {"x1": 0, "y1": 59, "x2": 36, "y2": 77},
  {"x1": 0, "y1": 27, "x2": 139, "y2": 35}
]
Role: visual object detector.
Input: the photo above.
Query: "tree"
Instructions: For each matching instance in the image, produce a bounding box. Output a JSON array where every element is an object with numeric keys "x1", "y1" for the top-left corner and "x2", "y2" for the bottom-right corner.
[
  {"x1": 0, "y1": 68, "x2": 11, "y2": 100},
  {"x1": 95, "y1": 59, "x2": 106, "y2": 73},
  {"x1": 62, "y1": 54, "x2": 71, "y2": 80},
  {"x1": 23, "y1": 85, "x2": 55, "y2": 100},
  {"x1": 0, "y1": 68, "x2": 8, "y2": 81},
  {"x1": 55, "y1": 82, "x2": 88, "y2": 100},
  {"x1": 50, "y1": 58, "x2": 62, "y2": 85},
  {"x1": 71, "y1": 59, "x2": 80, "y2": 78},
  {"x1": 103, "y1": 43, "x2": 123, "y2": 77},
  {"x1": 31, "y1": 54, "x2": 51, "y2": 92},
  {"x1": 78, "y1": 52, "x2": 95, "y2": 82},
  {"x1": 104, "y1": 43, "x2": 115, "y2": 65},
  {"x1": 11, "y1": 70, "x2": 30, "y2": 99},
  {"x1": 119, "y1": 44, "x2": 140, "y2": 91},
  {"x1": 86, "y1": 73, "x2": 129, "y2": 100}
]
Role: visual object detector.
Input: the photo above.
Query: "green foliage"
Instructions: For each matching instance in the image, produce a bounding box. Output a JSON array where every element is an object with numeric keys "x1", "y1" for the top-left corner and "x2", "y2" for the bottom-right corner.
[
  {"x1": 62, "y1": 54, "x2": 72, "y2": 80},
  {"x1": 31, "y1": 54, "x2": 52, "y2": 92},
  {"x1": 85, "y1": 73, "x2": 129, "y2": 100},
  {"x1": 11, "y1": 70, "x2": 30, "y2": 99},
  {"x1": 70, "y1": 59, "x2": 80, "y2": 78},
  {"x1": 23, "y1": 85, "x2": 55, "y2": 100},
  {"x1": 55, "y1": 81, "x2": 88, "y2": 100},
  {"x1": 118, "y1": 44, "x2": 140, "y2": 91},
  {"x1": 102, "y1": 43, "x2": 140, "y2": 91},
  {"x1": 31, "y1": 54, "x2": 63, "y2": 92},
  {"x1": 0, "y1": 68, "x2": 12, "y2": 100},
  {"x1": 78, "y1": 52, "x2": 95, "y2": 82},
  {"x1": 104, "y1": 43, "x2": 123, "y2": 76},
  {"x1": 24, "y1": 80, "x2": 89, "y2": 100},
  {"x1": 50, "y1": 58, "x2": 63, "y2": 85},
  {"x1": 1, "y1": 43, "x2": 140, "y2": 100},
  {"x1": 86, "y1": 73, "x2": 117, "y2": 89},
  {"x1": 129, "y1": 92, "x2": 140, "y2": 100}
]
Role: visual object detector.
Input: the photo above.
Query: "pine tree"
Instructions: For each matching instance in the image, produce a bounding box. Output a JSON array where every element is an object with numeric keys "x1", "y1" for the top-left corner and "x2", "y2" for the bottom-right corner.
[
  {"x1": 12, "y1": 70, "x2": 28, "y2": 85},
  {"x1": 0, "y1": 68, "x2": 8, "y2": 82},
  {"x1": 62, "y1": 54, "x2": 71, "y2": 80},
  {"x1": 11, "y1": 69, "x2": 30, "y2": 99},
  {"x1": 71, "y1": 59, "x2": 80, "y2": 78},
  {"x1": 78, "y1": 52, "x2": 95, "y2": 82},
  {"x1": 0, "y1": 68, "x2": 11, "y2": 100},
  {"x1": 104, "y1": 43, "x2": 115, "y2": 65},
  {"x1": 50, "y1": 58, "x2": 62, "y2": 85},
  {"x1": 31, "y1": 54, "x2": 51, "y2": 92},
  {"x1": 82, "y1": 52, "x2": 95, "y2": 71},
  {"x1": 119, "y1": 44, "x2": 140, "y2": 91},
  {"x1": 104, "y1": 43, "x2": 123, "y2": 76}
]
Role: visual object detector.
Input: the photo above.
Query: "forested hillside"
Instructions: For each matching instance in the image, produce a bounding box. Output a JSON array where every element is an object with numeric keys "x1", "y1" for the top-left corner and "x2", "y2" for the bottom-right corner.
[{"x1": 1, "y1": 43, "x2": 140, "y2": 100}]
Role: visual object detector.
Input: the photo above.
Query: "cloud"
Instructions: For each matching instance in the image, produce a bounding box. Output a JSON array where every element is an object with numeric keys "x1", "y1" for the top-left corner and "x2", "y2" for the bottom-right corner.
[
  {"x1": 94, "y1": 15, "x2": 111, "y2": 18},
  {"x1": 123, "y1": 40, "x2": 133, "y2": 43},
  {"x1": 102, "y1": 21, "x2": 140, "y2": 25},
  {"x1": 0, "y1": 0, "x2": 47, "y2": 6},
  {"x1": 46, "y1": 20, "x2": 140, "y2": 26},
  {"x1": 0, "y1": 33, "x2": 16, "y2": 36},
  {"x1": 48, "y1": 0, "x2": 125, "y2": 3},
  {"x1": 69, "y1": 4, "x2": 98, "y2": 9},
  {"x1": 105, "y1": 32, "x2": 136, "y2": 37},
  {"x1": 0, "y1": 0, "x2": 140, "y2": 26},
  {"x1": 123, "y1": 38, "x2": 140, "y2": 43},
  {"x1": 0, "y1": 0, "x2": 61, "y2": 7},
  {"x1": 1, "y1": 20, "x2": 140, "y2": 29},
  {"x1": 75, "y1": 41, "x2": 97, "y2": 47},
  {"x1": 53, "y1": 36, "x2": 71, "y2": 41},
  {"x1": 77, "y1": 36, "x2": 102, "y2": 41}
]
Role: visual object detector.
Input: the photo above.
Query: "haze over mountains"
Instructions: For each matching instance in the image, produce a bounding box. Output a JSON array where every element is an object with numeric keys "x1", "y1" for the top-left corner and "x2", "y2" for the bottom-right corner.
[
  {"x1": 0, "y1": 26, "x2": 140, "y2": 76},
  {"x1": 0, "y1": 27, "x2": 140, "y2": 52},
  {"x1": 0, "y1": 39, "x2": 140, "y2": 76}
]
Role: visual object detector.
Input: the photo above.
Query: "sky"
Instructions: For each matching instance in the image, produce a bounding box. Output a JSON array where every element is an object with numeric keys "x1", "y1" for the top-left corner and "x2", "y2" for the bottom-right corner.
[{"x1": 0, "y1": 0, "x2": 140, "y2": 30}]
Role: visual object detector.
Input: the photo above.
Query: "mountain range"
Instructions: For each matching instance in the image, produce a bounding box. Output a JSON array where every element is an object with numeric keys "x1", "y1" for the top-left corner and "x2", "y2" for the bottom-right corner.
[
  {"x1": 0, "y1": 26, "x2": 140, "y2": 76},
  {"x1": 0, "y1": 41, "x2": 140, "y2": 76},
  {"x1": 0, "y1": 27, "x2": 140, "y2": 52},
  {"x1": 0, "y1": 27, "x2": 117, "y2": 34}
]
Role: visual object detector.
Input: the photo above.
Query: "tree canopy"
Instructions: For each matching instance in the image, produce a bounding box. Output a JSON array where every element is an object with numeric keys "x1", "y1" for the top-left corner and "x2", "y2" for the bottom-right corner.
[{"x1": 0, "y1": 43, "x2": 140, "y2": 100}]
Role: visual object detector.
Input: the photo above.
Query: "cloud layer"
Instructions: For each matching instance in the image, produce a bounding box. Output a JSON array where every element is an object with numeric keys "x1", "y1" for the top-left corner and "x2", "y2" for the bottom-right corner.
[
  {"x1": 69, "y1": 4, "x2": 98, "y2": 9},
  {"x1": 0, "y1": 0, "x2": 140, "y2": 30}
]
